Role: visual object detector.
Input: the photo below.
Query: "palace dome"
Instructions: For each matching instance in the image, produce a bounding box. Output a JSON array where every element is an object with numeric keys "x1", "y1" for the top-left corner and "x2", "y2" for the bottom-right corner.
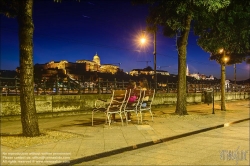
[{"x1": 93, "y1": 53, "x2": 100, "y2": 65}]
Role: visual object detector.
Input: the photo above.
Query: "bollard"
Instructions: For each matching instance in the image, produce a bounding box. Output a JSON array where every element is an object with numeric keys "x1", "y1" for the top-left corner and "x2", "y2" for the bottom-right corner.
[{"x1": 204, "y1": 89, "x2": 213, "y2": 105}]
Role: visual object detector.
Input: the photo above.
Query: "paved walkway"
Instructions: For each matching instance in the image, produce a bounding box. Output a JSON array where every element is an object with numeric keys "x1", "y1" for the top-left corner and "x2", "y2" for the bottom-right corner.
[
  {"x1": 81, "y1": 120, "x2": 249, "y2": 165},
  {"x1": 1, "y1": 99, "x2": 249, "y2": 165}
]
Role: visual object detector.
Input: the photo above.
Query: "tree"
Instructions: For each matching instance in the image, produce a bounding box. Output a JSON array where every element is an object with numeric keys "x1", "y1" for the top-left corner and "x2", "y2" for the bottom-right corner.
[
  {"x1": 133, "y1": 0, "x2": 230, "y2": 115},
  {"x1": 18, "y1": 0, "x2": 40, "y2": 136},
  {"x1": 1, "y1": 0, "x2": 40, "y2": 136},
  {"x1": 1, "y1": 0, "x2": 82, "y2": 137},
  {"x1": 194, "y1": 0, "x2": 250, "y2": 111}
]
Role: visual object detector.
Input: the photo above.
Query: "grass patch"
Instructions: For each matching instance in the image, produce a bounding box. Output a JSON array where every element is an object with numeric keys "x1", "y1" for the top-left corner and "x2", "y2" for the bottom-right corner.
[{"x1": 1, "y1": 130, "x2": 80, "y2": 149}]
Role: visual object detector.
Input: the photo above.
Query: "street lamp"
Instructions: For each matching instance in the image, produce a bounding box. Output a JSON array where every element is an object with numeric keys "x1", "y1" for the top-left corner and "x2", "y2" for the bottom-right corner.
[
  {"x1": 219, "y1": 48, "x2": 229, "y2": 111},
  {"x1": 140, "y1": 38, "x2": 146, "y2": 44},
  {"x1": 140, "y1": 30, "x2": 157, "y2": 90},
  {"x1": 153, "y1": 30, "x2": 157, "y2": 91},
  {"x1": 234, "y1": 64, "x2": 236, "y2": 91}
]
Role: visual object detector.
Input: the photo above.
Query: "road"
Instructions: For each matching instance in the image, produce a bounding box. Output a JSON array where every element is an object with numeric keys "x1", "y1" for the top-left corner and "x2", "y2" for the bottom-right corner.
[{"x1": 79, "y1": 120, "x2": 249, "y2": 165}]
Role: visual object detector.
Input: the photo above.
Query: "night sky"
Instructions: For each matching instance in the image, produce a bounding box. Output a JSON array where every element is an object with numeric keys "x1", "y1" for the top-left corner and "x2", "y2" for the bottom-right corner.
[{"x1": 1, "y1": 0, "x2": 249, "y2": 81}]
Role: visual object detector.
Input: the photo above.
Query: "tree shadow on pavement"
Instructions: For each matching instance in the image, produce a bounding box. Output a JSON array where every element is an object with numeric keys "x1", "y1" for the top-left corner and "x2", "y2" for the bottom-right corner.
[
  {"x1": 0, "y1": 133, "x2": 22, "y2": 137},
  {"x1": 57, "y1": 118, "x2": 108, "y2": 127}
]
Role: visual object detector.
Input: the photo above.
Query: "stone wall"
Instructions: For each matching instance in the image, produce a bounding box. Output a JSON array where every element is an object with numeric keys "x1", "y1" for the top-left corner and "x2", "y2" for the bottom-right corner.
[{"x1": 0, "y1": 92, "x2": 249, "y2": 116}]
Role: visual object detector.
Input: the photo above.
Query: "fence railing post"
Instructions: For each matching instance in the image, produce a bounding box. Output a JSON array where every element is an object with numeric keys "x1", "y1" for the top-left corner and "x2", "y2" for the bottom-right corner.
[
  {"x1": 62, "y1": 82, "x2": 64, "y2": 94},
  {"x1": 15, "y1": 78, "x2": 18, "y2": 95},
  {"x1": 98, "y1": 78, "x2": 100, "y2": 94},
  {"x1": 56, "y1": 75, "x2": 59, "y2": 95},
  {"x1": 106, "y1": 79, "x2": 109, "y2": 93},
  {"x1": 67, "y1": 77, "x2": 70, "y2": 94},
  {"x1": 36, "y1": 84, "x2": 39, "y2": 95},
  {"x1": 78, "y1": 79, "x2": 81, "y2": 94},
  {"x1": 114, "y1": 78, "x2": 117, "y2": 90},
  {"x1": 7, "y1": 85, "x2": 10, "y2": 96},
  {"x1": 167, "y1": 82, "x2": 169, "y2": 93},
  {"x1": 195, "y1": 82, "x2": 197, "y2": 93}
]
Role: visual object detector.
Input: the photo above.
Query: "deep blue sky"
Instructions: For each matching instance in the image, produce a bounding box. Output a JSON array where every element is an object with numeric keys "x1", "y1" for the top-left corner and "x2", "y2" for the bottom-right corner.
[{"x1": 1, "y1": 0, "x2": 249, "y2": 81}]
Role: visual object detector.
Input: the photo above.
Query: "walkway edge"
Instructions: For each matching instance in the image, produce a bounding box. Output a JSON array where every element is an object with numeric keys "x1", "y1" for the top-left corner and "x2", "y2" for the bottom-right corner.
[{"x1": 50, "y1": 118, "x2": 250, "y2": 166}]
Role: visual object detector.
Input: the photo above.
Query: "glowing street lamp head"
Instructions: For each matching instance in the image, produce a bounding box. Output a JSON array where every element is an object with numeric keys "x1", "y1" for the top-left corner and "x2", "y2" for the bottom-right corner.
[
  {"x1": 134, "y1": 30, "x2": 151, "y2": 52},
  {"x1": 224, "y1": 57, "x2": 229, "y2": 62},
  {"x1": 219, "y1": 48, "x2": 224, "y2": 53},
  {"x1": 140, "y1": 38, "x2": 146, "y2": 44}
]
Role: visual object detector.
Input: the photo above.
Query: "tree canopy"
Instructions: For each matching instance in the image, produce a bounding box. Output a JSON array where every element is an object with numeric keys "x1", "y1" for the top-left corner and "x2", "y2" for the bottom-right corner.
[
  {"x1": 0, "y1": 0, "x2": 18, "y2": 17},
  {"x1": 194, "y1": 0, "x2": 250, "y2": 65}
]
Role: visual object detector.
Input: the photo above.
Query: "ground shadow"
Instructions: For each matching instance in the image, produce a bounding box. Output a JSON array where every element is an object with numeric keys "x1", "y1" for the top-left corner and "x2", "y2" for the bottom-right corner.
[
  {"x1": 57, "y1": 118, "x2": 113, "y2": 127},
  {"x1": 0, "y1": 133, "x2": 22, "y2": 137}
]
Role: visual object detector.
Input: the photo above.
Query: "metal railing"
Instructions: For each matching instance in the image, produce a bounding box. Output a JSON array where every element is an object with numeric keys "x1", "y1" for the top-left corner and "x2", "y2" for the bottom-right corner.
[{"x1": 1, "y1": 77, "x2": 249, "y2": 96}]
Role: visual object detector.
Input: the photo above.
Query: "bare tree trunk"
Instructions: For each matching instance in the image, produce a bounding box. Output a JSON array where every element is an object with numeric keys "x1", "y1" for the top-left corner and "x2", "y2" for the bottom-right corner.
[
  {"x1": 221, "y1": 64, "x2": 226, "y2": 111},
  {"x1": 175, "y1": 14, "x2": 192, "y2": 115},
  {"x1": 18, "y1": 0, "x2": 40, "y2": 136}
]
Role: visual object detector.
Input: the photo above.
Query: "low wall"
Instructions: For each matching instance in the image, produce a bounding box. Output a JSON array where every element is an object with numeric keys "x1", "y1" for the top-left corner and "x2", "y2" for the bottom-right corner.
[{"x1": 0, "y1": 92, "x2": 249, "y2": 117}]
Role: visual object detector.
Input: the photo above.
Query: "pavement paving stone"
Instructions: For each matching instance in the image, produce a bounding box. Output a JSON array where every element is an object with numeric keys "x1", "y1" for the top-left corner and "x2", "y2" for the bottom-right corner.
[
  {"x1": 1, "y1": 100, "x2": 249, "y2": 165},
  {"x1": 76, "y1": 148, "x2": 104, "y2": 158},
  {"x1": 27, "y1": 143, "x2": 58, "y2": 150},
  {"x1": 194, "y1": 155, "x2": 228, "y2": 165}
]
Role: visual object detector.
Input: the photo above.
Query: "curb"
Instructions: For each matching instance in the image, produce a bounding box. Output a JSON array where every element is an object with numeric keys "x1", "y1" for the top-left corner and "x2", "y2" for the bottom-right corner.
[{"x1": 51, "y1": 118, "x2": 250, "y2": 166}]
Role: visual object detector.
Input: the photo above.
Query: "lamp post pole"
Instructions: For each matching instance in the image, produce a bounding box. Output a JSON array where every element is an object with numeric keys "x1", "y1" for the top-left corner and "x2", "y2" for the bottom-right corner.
[
  {"x1": 139, "y1": 29, "x2": 157, "y2": 90},
  {"x1": 220, "y1": 49, "x2": 227, "y2": 111},
  {"x1": 153, "y1": 30, "x2": 157, "y2": 91},
  {"x1": 234, "y1": 64, "x2": 236, "y2": 90}
]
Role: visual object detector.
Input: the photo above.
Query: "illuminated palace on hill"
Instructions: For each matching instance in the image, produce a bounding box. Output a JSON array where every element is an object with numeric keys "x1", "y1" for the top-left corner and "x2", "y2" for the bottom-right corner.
[{"x1": 33, "y1": 53, "x2": 120, "y2": 79}]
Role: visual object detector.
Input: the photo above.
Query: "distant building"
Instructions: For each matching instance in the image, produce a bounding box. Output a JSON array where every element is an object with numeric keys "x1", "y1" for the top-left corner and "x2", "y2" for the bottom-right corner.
[
  {"x1": 156, "y1": 70, "x2": 170, "y2": 76},
  {"x1": 129, "y1": 67, "x2": 169, "y2": 76},
  {"x1": 43, "y1": 60, "x2": 69, "y2": 75},
  {"x1": 189, "y1": 73, "x2": 200, "y2": 80},
  {"x1": 129, "y1": 69, "x2": 140, "y2": 76},
  {"x1": 186, "y1": 65, "x2": 214, "y2": 80},
  {"x1": 76, "y1": 53, "x2": 100, "y2": 72},
  {"x1": 100, "y1": 64, "x2": 119, "y2": 74},
  {"x1": 225, "y1": 80, "x2": 230, "y2": 88},
  {"x1": 205, "y1": 75, "x2": 215, "y2": 80}
]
